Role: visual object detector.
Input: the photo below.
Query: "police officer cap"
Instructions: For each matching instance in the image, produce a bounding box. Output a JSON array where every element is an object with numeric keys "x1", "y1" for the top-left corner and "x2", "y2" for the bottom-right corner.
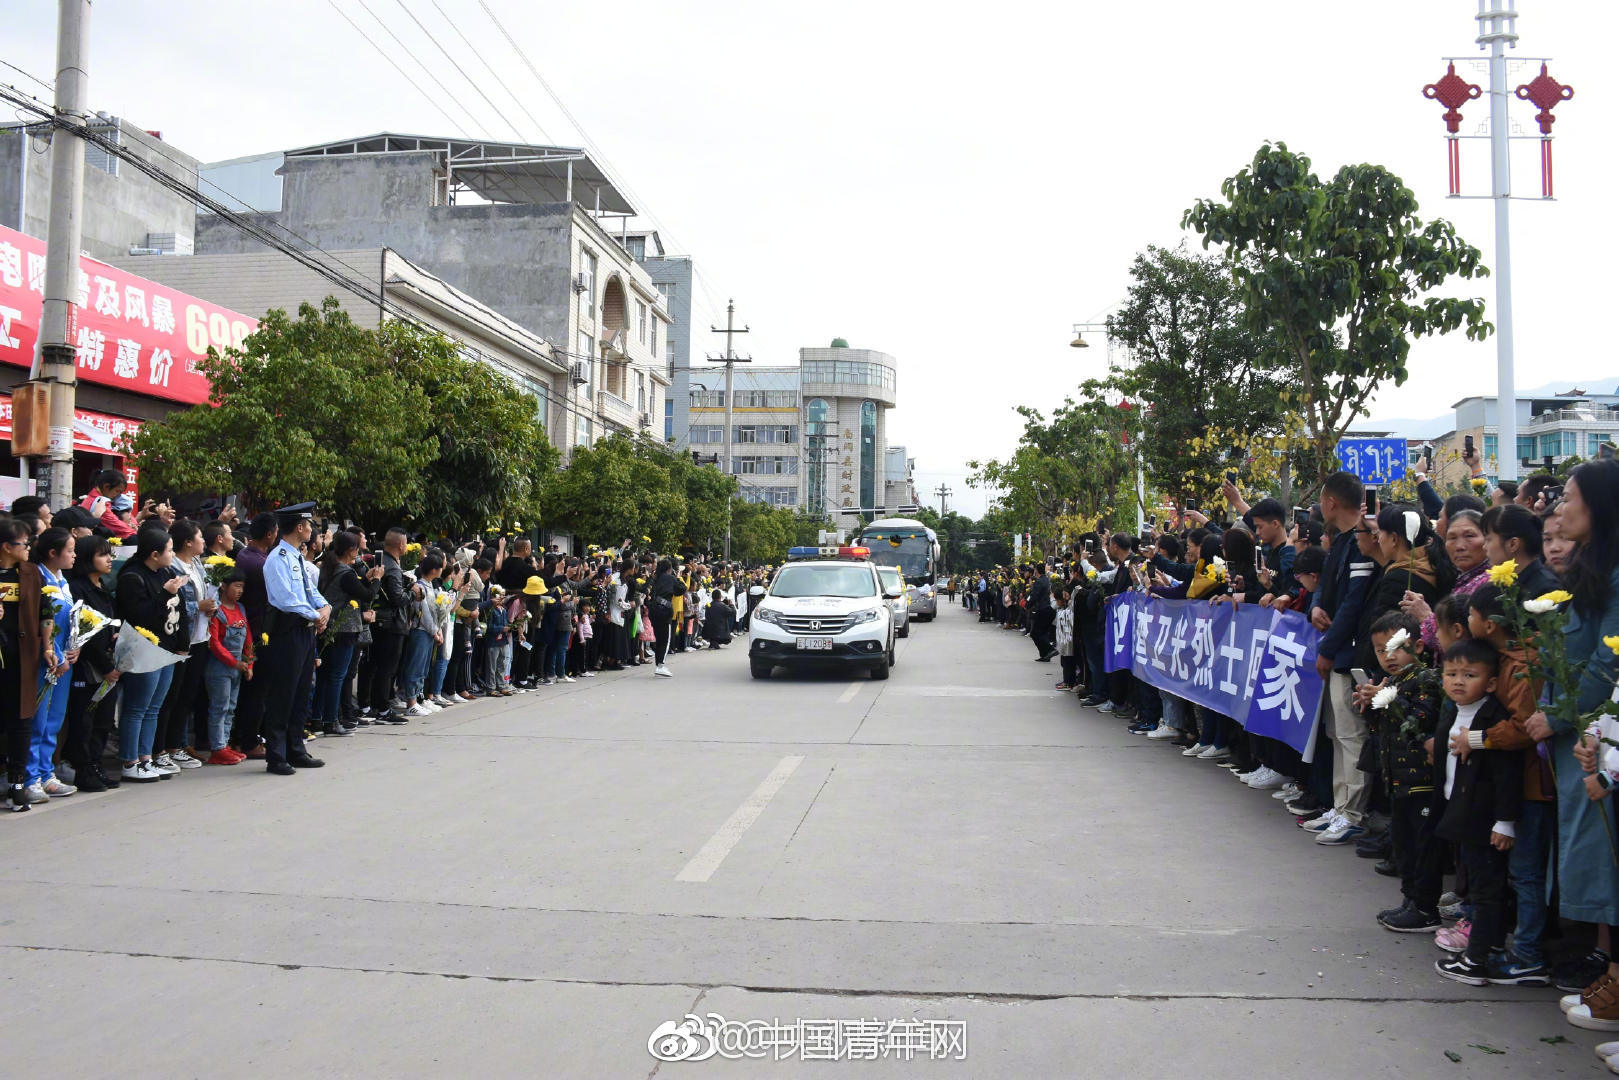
[{"x1": 274, "y1": 501, "x2": 317, "y2": 529}]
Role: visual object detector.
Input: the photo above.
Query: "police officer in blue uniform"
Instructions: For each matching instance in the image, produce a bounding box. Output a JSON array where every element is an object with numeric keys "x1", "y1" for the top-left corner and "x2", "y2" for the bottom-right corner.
[{"x1": 259, "y1": 502, "x2": 331, "y2": 775}]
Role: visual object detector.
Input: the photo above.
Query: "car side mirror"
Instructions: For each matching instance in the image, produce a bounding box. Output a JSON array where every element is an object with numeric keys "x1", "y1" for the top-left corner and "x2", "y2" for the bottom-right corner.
[{"x1": 884, "y1": 589, "x2": 903, "y2": 600}]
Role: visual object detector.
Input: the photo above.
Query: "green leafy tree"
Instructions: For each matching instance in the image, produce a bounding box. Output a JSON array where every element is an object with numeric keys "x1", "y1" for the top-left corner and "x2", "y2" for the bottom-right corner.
[
  {"x1": 1183, "y1": 142, "x2": 1491, "y2": 487},
  {"x1": 1105, "y1": 244, "x2": 1292, "y2": 509},
  {"x1": 668, "y1": 453, "x2": 738, "y2": 552},
  {"x1": 403, "y1": 340, "x2": 559, "y2": 536},
  {"x1": 539, "y1": 435, "x2": 688, "y2": 547},
  {"x1": 730, "y1": 500, "x2": 796, "y2": 564},
  {"x1": 967, "y1": 381, "x2": 1141, "y2": 543},
  {"x1": 128, "y1": 300, "x2": 433, "y2": 519}
]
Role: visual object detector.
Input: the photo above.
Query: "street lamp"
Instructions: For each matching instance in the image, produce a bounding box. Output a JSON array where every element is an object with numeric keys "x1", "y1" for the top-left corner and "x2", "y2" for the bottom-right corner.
[{"x1": 1066, "y1": 320, "x2": 1144, "y2": 534}]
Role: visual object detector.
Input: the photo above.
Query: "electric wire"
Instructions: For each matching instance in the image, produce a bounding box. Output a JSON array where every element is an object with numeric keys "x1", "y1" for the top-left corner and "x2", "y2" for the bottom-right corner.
[
  {"x1": 428, "y1": 0, "x2": 556, "y2": 145},
  {"x1": 0, "y1": 83, "x2": 626, "y2": 435},
  {"x1": 346, "y1": 0, "x2": 491, "y2": 136},
  {"x1": 393, "y1": 0, "x2": 527, "y2": 143},
  {"x1": 322, "y1": 1, "x2": 471, "y2": 135},
  {"x1": 0, "y1": 59, "x2": 52, "y2": 93}
]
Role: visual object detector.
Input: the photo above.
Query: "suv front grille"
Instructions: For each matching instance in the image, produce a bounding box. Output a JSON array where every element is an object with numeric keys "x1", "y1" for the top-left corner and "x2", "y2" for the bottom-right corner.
[{"x1": 778, "y1": 614, "x2": 856, "y2": 635}]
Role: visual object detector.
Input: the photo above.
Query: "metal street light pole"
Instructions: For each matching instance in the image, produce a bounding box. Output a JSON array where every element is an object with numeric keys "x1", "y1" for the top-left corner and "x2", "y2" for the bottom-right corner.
[{"x1": 1479, "y1": 0, "x2": 1518, "y2": 481}]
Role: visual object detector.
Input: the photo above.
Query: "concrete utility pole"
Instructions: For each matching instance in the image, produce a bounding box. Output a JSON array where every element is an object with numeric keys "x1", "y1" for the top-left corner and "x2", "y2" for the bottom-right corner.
[
  {"x1": 32, "y1": 0, "x2": 91, "y2": 508},
  {"x1": 1478, "y1": 0, "x2": 1518, "y2": 482},
  {"x1": 707, "y1": 299, "x2": 749, "y2": 561},
  {"x1": 933, "y1": 483, "x2": 952, "y2": 517}
]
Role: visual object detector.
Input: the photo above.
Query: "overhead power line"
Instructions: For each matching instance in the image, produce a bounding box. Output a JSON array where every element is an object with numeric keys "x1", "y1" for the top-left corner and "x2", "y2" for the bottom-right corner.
[
  {"x1": 427, "y1": 0, "x2": 556, "y2": 144},
  {"x1": 346, "y1": 0, "x2": 490, "y2": 135},
  {"x1": 0, "y1": 83, "x2": 621, "y2": 434},
  {"x1": 474, "y1": 1, "x2": 729, "y2": 329},
  {"x1": 323, "y1": 0, "x2": 470, "y2": 135},
  {"x1": 393, "y1": 0, "x2": 527, "y2": 143},
  {"x1": 0, "y1": 59, "x2": 52, "y2": 94}
]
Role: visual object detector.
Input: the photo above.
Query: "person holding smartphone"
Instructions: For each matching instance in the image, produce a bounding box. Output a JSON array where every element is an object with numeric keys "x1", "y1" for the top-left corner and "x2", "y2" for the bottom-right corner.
[{"x1": 1304, "y1": 470, "x2": 1381, "y2": 847}]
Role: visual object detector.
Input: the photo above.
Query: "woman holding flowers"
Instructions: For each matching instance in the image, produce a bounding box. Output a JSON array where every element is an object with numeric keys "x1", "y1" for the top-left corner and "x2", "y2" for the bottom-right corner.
[
  {"x1": 62, "y1": 537, "x2": 121, "y2": 792},
  {"x1": 153, "y1": 520, "x2": 214, "y2": 772},
  {"x1": 115, "y1": 528, "x2": 187, "y2": 783},
  {"x1": 1539, "y1": 461, "x2": 1619, "y2": 952},
  {"x1": 19, "y1": 527, "x2": 77, "y2": 802}
]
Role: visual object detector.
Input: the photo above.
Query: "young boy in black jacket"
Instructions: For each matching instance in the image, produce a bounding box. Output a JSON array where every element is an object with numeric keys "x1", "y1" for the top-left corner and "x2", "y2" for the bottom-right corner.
[
  {"x1": 1366, "y1": 612, "x2": 1445, "y2": 933},
  {"x1": 1431, "y1": 638, "x2": 1523, "y2": 986}
]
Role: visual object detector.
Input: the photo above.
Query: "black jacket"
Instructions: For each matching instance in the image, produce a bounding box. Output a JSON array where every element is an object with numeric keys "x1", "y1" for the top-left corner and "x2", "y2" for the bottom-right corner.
[
  {"x1": 703, "y1": 600, "x2": 734, "y2": 643},
  {"x1": 115, "y1": 559, "x2": 188, "y2": 654},
  {"x1": 374, "y1": 552, "x2": 411, "y2": 634},
  {"x1": 1432, "y1": 695, "x2": 1522, "y2": 845},
  {"x1": 69, "y1": 572, "x2": 117, "y2": 682}
]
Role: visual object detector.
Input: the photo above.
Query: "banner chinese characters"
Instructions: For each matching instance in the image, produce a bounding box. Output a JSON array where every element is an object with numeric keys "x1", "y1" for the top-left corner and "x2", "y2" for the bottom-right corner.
[
  {"x1": 1104, "y1": 593, "x2": 1325, "y2": 759},
  {"x1": 0, "y1": 224, "x2": 256, "y2": 406}
]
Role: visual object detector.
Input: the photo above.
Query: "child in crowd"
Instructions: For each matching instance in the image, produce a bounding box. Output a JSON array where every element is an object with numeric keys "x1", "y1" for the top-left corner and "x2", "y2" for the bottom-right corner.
[
  {"x1": 1360, "y1": 611, "x2": 1443, "y2": 933},
  {"x1": 204, "y1": 571, "x2": 253, "y2": 765},
  {"x1": 1053, "y1": 587, "x2": 1077, "y2": 691},
  {"x1": 1431, "y1": 638, "x2": 1522, "y2": 986},
  {"x1": 1278, "y1": 544, "x2": 1325, "y2": 612},
  {"x1": 574, "y1": 601, "x2": 596, "y2": 678},
  {"x1": 484, "y1": 585, "x2": 511, "y2": 695},
  {"x1": 1458, "y1": 583, "x2": 1552, "y2": 984}
]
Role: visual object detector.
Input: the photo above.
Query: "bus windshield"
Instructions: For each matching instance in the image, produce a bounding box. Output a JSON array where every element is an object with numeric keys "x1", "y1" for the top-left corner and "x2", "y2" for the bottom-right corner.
[{"x1": 863, "y1": 535, "x2": 934, "y2": 584}]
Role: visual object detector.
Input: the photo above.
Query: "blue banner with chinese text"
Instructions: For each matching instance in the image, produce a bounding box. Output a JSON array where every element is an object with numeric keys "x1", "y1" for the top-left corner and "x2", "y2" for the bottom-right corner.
[{"x1": 1103, "y1": 594, "x2": 1324, "y2": 759}]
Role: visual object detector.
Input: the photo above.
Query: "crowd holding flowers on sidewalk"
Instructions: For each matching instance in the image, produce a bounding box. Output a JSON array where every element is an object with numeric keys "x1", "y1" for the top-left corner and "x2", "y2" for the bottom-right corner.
[
  {"x1": 0, "y1": 467, "x2": 768, "y2": 799},
  {"x1": 952, "y1": 450, "x2": 1619, "y2": 1048}
]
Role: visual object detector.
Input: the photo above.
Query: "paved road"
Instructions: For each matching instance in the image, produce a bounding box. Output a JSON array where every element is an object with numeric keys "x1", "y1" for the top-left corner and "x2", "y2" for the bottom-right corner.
[{"x1": 0, "y1": 607, "x2": 1602, "y2": 1077}]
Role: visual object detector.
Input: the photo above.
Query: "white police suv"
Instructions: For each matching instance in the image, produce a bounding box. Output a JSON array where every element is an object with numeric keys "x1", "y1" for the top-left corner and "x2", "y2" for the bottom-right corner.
[{"x1": 748, "y1": 547, "x2": 900, "y2": 680}]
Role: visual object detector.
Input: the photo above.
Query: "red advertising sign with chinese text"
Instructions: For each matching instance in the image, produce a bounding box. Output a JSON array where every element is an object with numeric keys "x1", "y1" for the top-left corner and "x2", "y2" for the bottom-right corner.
[
  {"x1": 0, "y1": 224, "x2": 256, "y2": 406},
  {"x1": 0, "y1": 394, "x2": 144, "y2": 494}
]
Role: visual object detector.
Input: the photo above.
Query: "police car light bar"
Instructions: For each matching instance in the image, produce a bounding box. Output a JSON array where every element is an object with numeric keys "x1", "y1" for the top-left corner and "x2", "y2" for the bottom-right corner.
[
  {"x1": 839, "y1": 546, "x2": 870, "y2": 558},
  {"x1": 785, "y1": 546, "x2": 870, "y2": 560}
]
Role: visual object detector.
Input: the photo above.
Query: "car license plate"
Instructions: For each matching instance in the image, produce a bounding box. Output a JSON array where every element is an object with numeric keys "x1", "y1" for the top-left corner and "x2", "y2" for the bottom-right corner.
[{"x1": 795, "y1": 636, "x2": 833, "y2": 651}]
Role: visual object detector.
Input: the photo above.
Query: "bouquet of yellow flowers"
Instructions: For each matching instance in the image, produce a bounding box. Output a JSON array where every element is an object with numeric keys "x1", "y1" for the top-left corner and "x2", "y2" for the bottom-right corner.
[
  {"x1": 203, "y1": 553, "x2": 236, "y2": 587},
  {"x1": 39, "y1": 583, "x2": 68, "y2": 622},
  {"x1": 68, "y1": 601, "x2": 118, "y2": 653},
  {"x1": 400, "y1": 541, "x2": 424, "y2": 572}
]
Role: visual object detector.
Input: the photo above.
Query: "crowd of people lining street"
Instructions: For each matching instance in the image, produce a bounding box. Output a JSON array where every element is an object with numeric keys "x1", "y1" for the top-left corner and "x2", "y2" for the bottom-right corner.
[
  {"x1": 949, "y1": 453, "x2": 1619, "y2": 1053},
  {"x1": 0, "y1": 468, "x2": 767, "y2": 797}
]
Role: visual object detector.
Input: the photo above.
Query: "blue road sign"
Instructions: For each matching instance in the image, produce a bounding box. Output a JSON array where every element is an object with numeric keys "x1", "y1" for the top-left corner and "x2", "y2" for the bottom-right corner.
[{"x1": 1336, "y1": 437, "x2": 1408, "y2": 484}]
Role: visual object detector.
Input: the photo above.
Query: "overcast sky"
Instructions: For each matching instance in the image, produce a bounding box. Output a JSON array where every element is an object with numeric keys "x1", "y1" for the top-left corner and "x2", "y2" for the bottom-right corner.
[{"x1": 8, "y1": 0, "x2": 1613, "y2": 517}]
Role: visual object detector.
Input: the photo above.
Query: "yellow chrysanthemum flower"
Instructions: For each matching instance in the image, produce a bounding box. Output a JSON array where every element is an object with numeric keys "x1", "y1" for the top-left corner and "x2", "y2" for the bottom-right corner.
[
  {"x1": 1487, "y1": 561, "x2": 1518, "y2": 587},
  {"x1": 1538, "y1": 589, "x2": 1574, "y2": 606},
  {"x1": 136, "y1": 626, "x2": 159, "y2": 645},
  {"x1": 1604, "y1": 634, "x2": 1619, "y2": 656}
]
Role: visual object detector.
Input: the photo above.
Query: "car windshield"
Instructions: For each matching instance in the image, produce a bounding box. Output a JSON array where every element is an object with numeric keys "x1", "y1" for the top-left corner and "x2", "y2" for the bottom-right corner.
[
  {"x1": 879, "y1": 568, "x2": 903, "y2": 592},
  {"x1": 770, "y1": 564, "x2": 877, "y2": 599}
]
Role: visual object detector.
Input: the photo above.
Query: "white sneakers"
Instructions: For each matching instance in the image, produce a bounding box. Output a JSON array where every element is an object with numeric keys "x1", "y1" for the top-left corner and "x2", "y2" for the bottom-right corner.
[
  {"x1": 121, "y1": 761, "x2": 163, "y2": 783},
  {"x1": 151, "y1": 754, "x2": 181, "y2": 775},
  {"x1": 1196, "y1": 745, "x2": 1227, "y2": 761},
  {"x1": 1274, "y1": 782, "x2": 1303, "y2": 801},
  {"x1": 171, "y1": 750, "x2": 203, "y2": 770},
  {"x1": 654, "y1": 665, "x2": 673, "y2": 678},
  {"x1": 1181, "y1": 742, "x2": 1208, "y2": 757},
  {"x1": 1146, "y1": 723, "x2": 1178, "y2": 740},
  {"x1": 1244, "y1": 767, "x2": 1286, "y2": 790},
  {"x1": 41, "y1": 775, "x2": 77, "y2": 796},
  {"x1": 406, "y1": 703, "x2": 433, "y2": 717}
]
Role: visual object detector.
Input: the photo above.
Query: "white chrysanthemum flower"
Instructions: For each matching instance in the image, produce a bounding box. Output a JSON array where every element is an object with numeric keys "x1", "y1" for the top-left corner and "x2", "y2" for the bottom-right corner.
[
  {"x1": 1371, "y1": 685, "x2": 1399, "y2": 711},
  {"x1": 1383, "y1": 629, "x2": 1411, "y2": 657}
]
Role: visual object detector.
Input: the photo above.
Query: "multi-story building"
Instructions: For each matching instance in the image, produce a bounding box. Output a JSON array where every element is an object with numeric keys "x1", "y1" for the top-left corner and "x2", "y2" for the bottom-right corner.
[
  {"x1": 192, "y1": 133, "x2": 671, "y2": 452},
  {"x1": 883, "y1": 446, "x2": 918, "y2": 512},
  {"x1": 1421, "y1": 386, "x2": 1619, "y2": 485},
  {"x1": 679, "y1": 341, "x2": 902, "y2": 519},
  {"x1": 1, "y1": 114, "x2": 199, "y2": 261}
]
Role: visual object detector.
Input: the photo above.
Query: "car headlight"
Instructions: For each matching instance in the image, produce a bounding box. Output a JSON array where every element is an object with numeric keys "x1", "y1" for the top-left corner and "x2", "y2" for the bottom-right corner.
[
  {"x1": 753, "y1": 607, "x2": 782, "y2": 625},
  {"x1": 850, "y1": 607, "x2": 884, "y2": 624}
]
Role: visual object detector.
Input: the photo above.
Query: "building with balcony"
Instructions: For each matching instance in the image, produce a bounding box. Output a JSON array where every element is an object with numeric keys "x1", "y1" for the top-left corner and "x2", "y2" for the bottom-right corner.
[
  {"x1": 191, "y1": 133, "x2": 670, "y2": 454},
  {"x1": 1397, "y1": 385, "x2": 1619, "y2": 488}
]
